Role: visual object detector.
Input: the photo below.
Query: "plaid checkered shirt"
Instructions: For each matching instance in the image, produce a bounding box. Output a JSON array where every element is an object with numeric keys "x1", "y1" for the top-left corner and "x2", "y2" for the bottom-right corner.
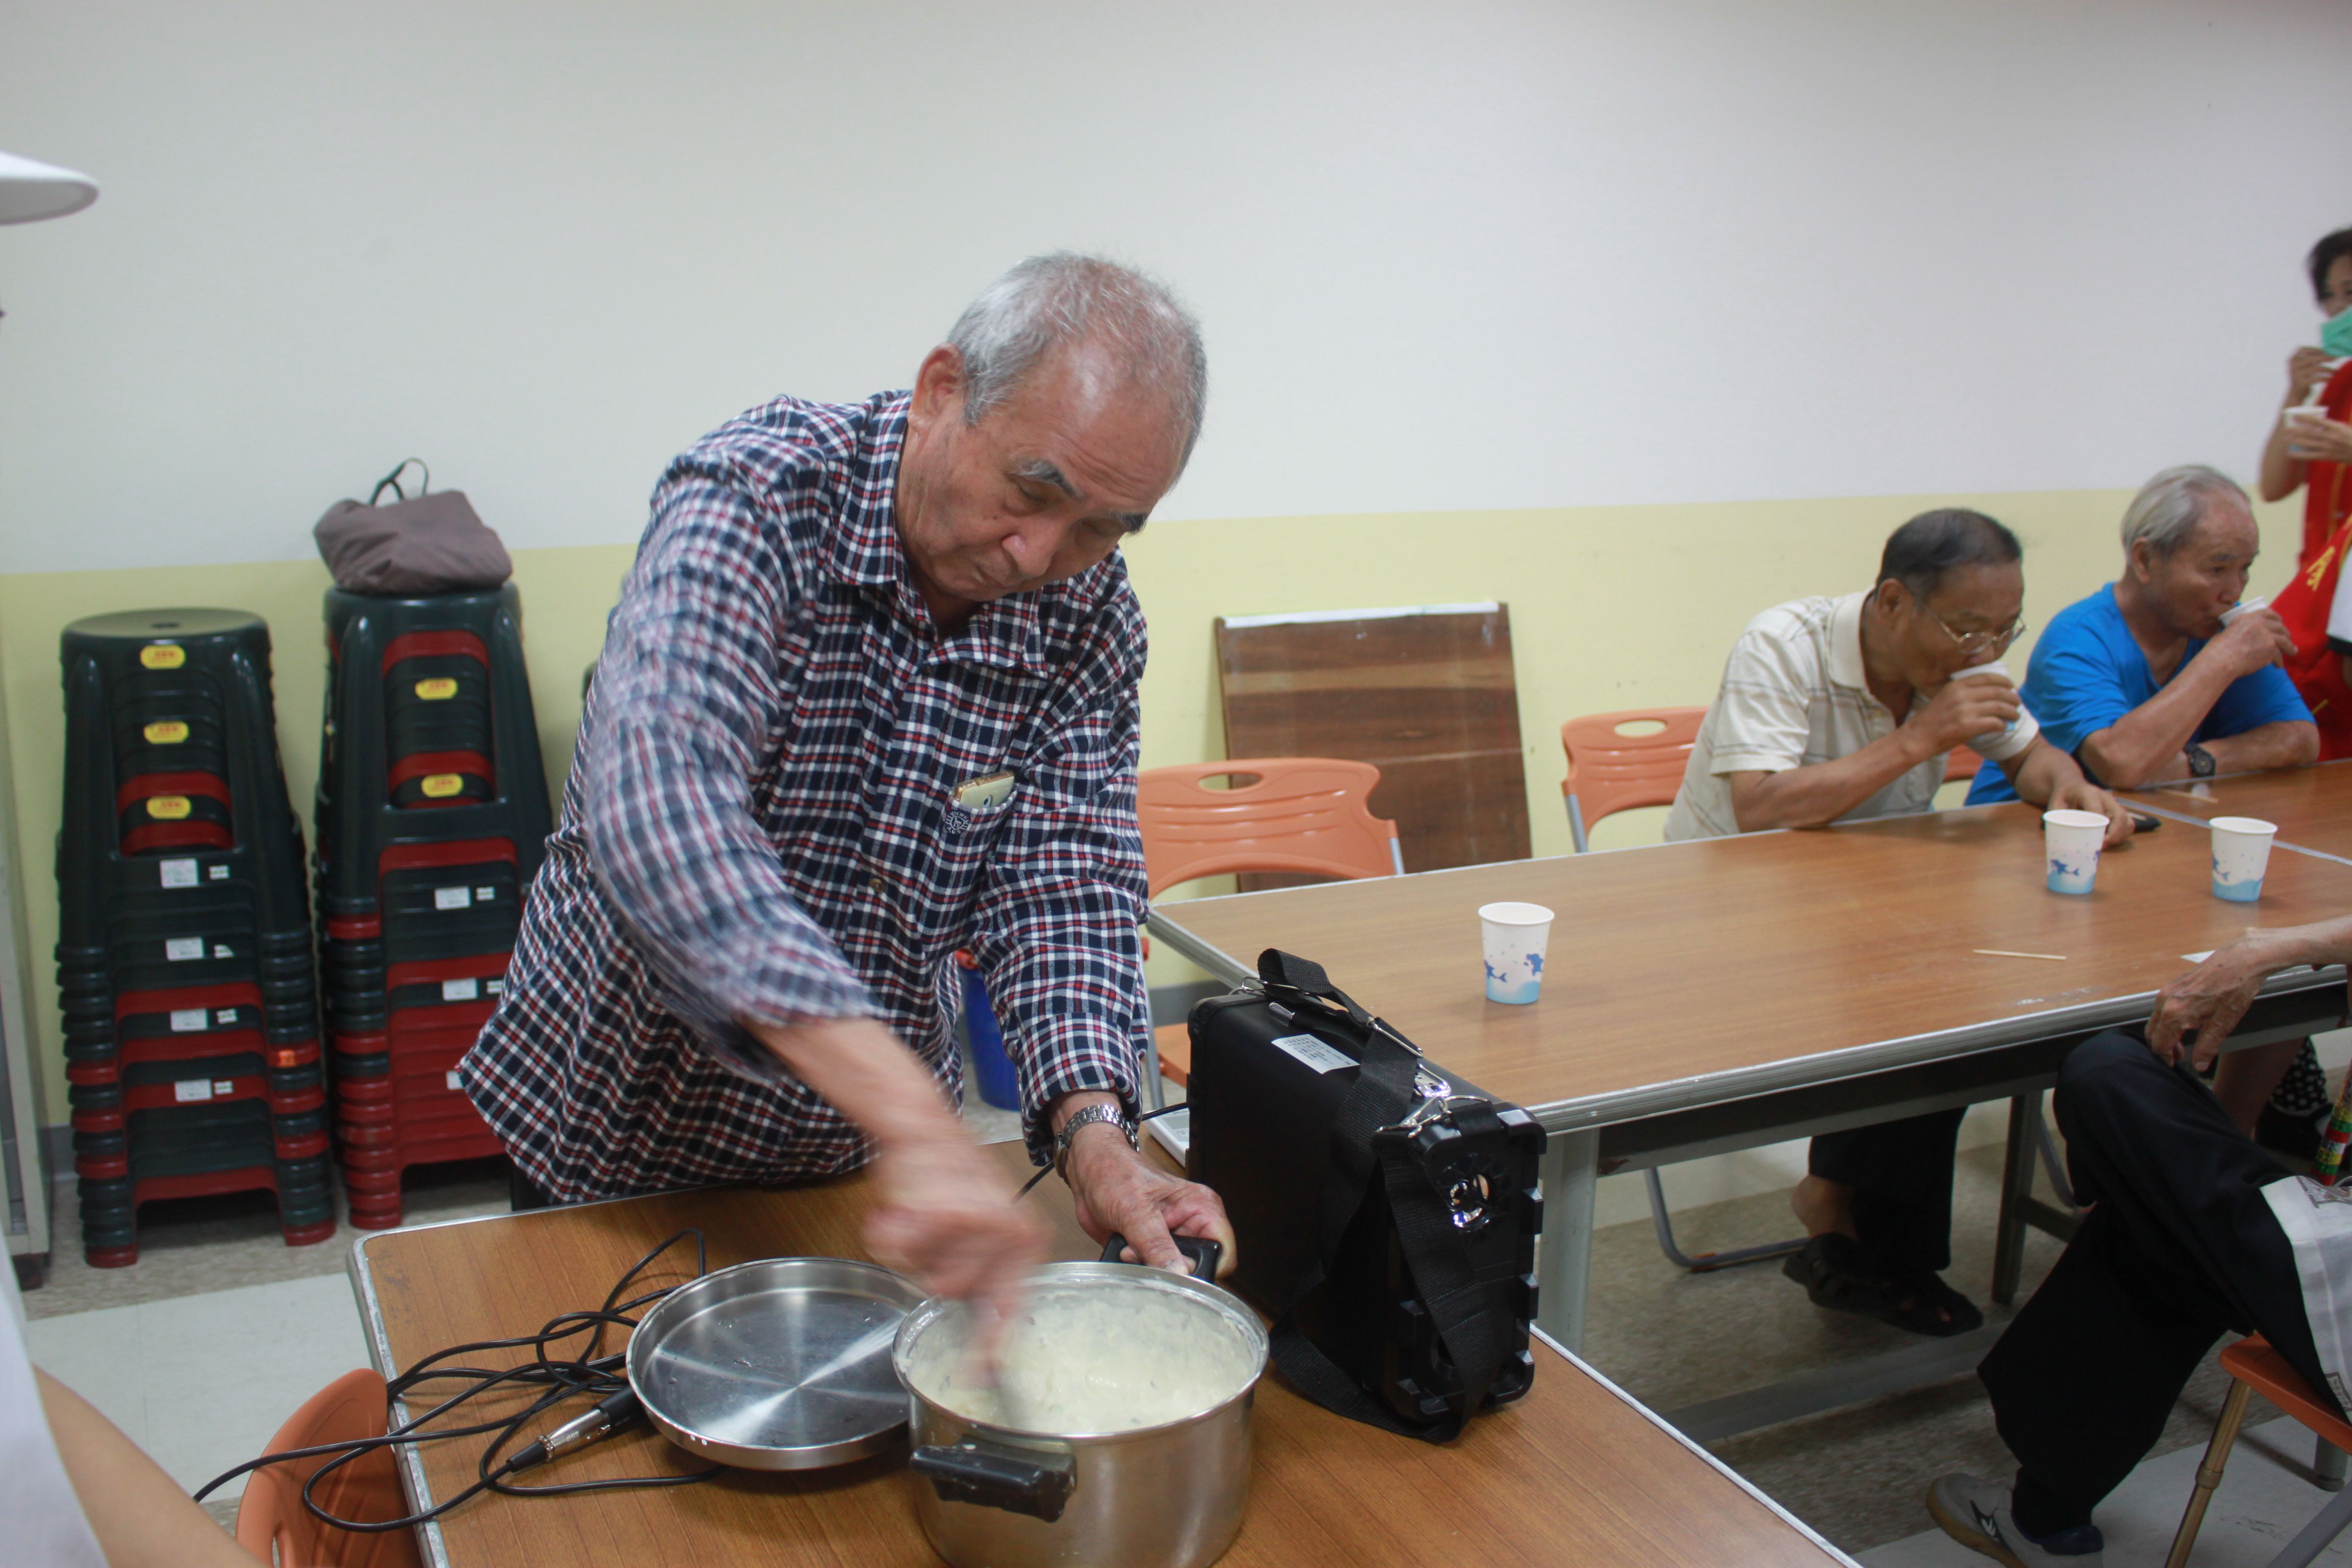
[{"x1": 461, "y1": 390, "x2": 1152, "y2": 1201}]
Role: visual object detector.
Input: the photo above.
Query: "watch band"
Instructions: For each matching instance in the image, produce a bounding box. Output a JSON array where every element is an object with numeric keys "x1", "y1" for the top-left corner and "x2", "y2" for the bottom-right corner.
[
  {"x1": 1054, "y1": 1103, "x2": 1137, "y2": 1179},
  {"x1": 2187, "y1": 743, "x2": 2217, "y2": 779}
]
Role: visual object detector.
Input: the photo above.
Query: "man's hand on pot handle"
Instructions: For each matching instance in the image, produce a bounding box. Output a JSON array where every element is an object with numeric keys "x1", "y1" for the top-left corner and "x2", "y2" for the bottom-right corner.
[{"x1": 1054, "y1": 1090, "x2": 1237, "y2": 1279}]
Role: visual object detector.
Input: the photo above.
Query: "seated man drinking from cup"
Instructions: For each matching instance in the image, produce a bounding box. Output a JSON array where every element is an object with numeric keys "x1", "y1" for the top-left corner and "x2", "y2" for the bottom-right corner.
[
  {"x1": 1967, "y1": 465, "x2": 2320, "y2": 1147},
  {"x1": 1665, "y1": 508, "x2": 2131, "y2": 1337}
]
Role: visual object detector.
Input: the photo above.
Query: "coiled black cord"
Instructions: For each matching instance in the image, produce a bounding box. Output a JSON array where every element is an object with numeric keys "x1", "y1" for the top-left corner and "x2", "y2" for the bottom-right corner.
[{"x1": 193, "y1": 1228, "x2": 723, "y2": 1531}]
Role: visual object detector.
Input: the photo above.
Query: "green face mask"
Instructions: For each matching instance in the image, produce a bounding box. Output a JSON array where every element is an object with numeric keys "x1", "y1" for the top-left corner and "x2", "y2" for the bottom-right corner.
[{"x1": 2322, "y1": 303, "x2": 2352, "y2": 359}]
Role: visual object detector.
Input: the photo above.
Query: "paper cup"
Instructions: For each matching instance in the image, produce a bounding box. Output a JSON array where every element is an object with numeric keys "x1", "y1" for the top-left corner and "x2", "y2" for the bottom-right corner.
[
  {"x1": 2219, "y1": 596, "x2": 2270, "y2": 626},
  {"x1": 1479, "y1": 901, "x2": 1554, "y2": 1005},
  {"x1": 1955, "y1": 661, "x2": 2019, "y2": 744},
  {"x1": 2211, "y1": 816, "x2": 2278, "y2": 903},
  {"x1": 2043, "y1": 809, "x2": 2107, "y2": 895}
]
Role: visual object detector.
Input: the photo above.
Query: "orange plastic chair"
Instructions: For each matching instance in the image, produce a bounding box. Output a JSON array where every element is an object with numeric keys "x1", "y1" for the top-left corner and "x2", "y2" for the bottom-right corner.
[
  {"x1": 235, "y1": 1369, "x2": 423, "y2": 1568},
  {"x1": 1946, "y1": 744, "x2": 1986, "y2": 784},
  {"x1": 1140, "y1": 759, "x2": 1402, "y2": 1086},
  {"x1": 1559, "y1": 709, "x2": 1705, "y2": 852},
  {"x1": 2168, "y1": 1335, "x2": 2352, "y2": 1568}
]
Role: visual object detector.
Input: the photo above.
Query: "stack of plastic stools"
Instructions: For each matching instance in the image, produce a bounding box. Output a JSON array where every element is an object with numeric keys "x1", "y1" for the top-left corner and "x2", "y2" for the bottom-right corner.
[
  {"x1": 315, "y1": 586, "x2": 550, "y2": 1229},
  {"x1": 55, "y1": 609, "x2": 332, "y2": 1267}
]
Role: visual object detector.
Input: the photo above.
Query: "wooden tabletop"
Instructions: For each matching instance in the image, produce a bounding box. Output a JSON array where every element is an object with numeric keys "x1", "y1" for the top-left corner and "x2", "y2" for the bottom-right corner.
[
  {"x1": 355, "y1": 1142, "x2": 1846, "y2": 1567},
  {"x1": 2131, "y1": 761, "x2": 2352, "y2": 860},
  {"x1": 1149, "y1": 796, "x2": 2352, "y2": 1126}
]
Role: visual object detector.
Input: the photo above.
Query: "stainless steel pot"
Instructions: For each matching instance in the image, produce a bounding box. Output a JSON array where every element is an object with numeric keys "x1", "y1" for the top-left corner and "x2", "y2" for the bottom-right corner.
[{"x1": 893, "y1": 1260, "x2": 1269, "y2": 1568}]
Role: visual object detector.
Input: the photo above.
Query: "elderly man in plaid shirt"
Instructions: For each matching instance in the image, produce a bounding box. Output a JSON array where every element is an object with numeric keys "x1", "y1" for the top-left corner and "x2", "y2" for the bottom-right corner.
[{"x1": 462, "y1": 254, "x2": 1232, "y2": 1318}]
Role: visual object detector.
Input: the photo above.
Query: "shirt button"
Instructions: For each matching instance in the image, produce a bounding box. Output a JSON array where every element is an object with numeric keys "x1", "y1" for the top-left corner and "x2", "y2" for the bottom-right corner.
[{"x1": 869, "y1": 878, "x2": 884, "y2": 892}]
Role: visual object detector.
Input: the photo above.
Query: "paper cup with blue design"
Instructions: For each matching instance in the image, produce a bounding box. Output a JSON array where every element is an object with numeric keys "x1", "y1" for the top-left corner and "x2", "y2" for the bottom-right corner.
[
  {"x1": 1480, "y1": 901, "x2": 1554, "y2": 1004},
  {"x1": 2211, "y1": 816, "x2": 2278, "y2": 903},
  {"x1": 2042, "y1": 809, "x2": 2107, "y2": 895}
]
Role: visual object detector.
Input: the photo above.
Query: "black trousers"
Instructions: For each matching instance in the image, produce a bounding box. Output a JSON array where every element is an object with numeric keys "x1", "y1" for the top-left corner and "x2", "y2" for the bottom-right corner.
[
  {"x1": 1978, "y1": 1030, "x2": 2329, "y2": 1526},
  {"x1": 1808, "y1": 1105, "x2": 1968, "y2": 1276}
]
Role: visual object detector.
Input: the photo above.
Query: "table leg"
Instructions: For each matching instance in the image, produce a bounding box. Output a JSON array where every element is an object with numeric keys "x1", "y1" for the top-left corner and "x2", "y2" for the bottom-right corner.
[
  {"x1": 1992, "y1": 1093, "x2": 2039, "y2": 1306},
  {"x1": 1536, "y1": 1128, "x2": 1600, "y2": 1355}
]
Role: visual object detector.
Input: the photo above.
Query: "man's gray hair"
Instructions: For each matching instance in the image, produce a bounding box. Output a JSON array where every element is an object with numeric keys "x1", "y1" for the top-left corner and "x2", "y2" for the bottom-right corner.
[
  {"x1": 2120, "y1": 464, "x2": 2252, "y2": 557},
  {"x1": 945, "y1": 252, "x2": 1208, "y2": 469}
]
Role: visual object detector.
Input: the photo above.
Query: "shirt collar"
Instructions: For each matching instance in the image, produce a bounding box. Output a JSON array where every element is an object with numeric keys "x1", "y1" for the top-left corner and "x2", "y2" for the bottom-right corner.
[{"x1": 1827, "y1": 589, "x2": 1870, "y2": 690}]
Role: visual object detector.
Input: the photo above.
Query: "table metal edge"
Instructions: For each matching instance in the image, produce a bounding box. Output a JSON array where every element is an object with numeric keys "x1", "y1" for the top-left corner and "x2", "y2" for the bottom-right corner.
[
  {"x1": 1531, "y1": 1325, "x2": 1860, "y2": 1566},
  {"x1": 348, "y1": 1231, "x2": 454, "y2": 1568}
]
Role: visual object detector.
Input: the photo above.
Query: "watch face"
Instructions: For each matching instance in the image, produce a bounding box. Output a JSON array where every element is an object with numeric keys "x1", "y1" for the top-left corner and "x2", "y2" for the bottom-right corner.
[{"x1": 2190, "y1": 746, "x2": 2216, "y2": 777}]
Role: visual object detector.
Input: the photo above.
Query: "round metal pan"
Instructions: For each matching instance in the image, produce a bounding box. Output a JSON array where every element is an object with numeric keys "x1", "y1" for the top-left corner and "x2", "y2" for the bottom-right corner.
[{"x1": 627, "y1": 1256, "x2": 927, "y2": 1470}]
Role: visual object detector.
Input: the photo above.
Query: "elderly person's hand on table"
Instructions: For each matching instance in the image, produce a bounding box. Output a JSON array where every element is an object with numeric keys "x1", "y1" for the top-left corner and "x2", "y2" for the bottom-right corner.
[{"x1": 2146, "y1": 916, "x2": 2352, "y2": 1072}]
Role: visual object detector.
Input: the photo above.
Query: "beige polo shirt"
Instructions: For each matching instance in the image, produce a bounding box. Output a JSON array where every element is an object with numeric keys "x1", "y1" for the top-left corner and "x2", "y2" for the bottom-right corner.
[{"x1": 1661, "y1": 591, "x2": 2041, "y2": 841}]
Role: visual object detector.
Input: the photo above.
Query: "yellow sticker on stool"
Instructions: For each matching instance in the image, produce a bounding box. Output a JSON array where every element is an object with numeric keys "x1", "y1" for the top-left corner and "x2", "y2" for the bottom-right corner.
[
  {"x1": 140, "y1": 643, "x2": 185, "y2": 669},
  {"x1": 414, "y1": 677, "x2": 457, "y2": 700},
  {"x1": 146, "y1": 796, "x2": 192, "y2": 820},
  {"x1": 143, "y1": 720, "x2": 189, "y2": 744},
  {"x1": 421, "y1": 773, "x2": 464, "y2": 798}
]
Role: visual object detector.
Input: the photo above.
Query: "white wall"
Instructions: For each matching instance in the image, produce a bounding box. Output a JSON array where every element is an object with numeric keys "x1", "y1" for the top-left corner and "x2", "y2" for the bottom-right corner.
[{"x1": 0, "y1": 0, "x2": 2348, "y2": 573}]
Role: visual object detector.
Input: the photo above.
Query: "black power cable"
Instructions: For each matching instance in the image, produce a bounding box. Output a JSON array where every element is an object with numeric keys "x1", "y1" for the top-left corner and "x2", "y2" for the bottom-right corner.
[{"x1": 193, "y1": 1228, "x2": 723, "y2": 1532}]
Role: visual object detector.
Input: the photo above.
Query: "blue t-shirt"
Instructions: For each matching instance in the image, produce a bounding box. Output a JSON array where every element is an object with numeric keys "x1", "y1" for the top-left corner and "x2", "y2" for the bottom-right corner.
[{"x1": 1967, "y1": 583, "x2": 2313, "y2": 802}]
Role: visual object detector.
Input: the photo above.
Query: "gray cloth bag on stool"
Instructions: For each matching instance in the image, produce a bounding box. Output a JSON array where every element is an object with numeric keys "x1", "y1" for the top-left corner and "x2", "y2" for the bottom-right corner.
[{"x1": 313, "y1": 458, "x2": 511, "y2": 595}]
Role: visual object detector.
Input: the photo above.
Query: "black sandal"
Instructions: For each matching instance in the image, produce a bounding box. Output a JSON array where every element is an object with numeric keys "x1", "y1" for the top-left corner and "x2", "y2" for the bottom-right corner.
[
  {"x1": 1781, "y1": 1233, "x2": 1889, "y2": 1317},
  {"x1": 1878, "y1": 1272, "x2": 1983, "y2": 1338}
]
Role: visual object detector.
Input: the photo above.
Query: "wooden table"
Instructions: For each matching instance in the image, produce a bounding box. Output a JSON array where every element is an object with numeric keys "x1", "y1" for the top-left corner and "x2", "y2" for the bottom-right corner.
[
  {"x1": 1147, "y1": 794, "x2": 2352, "y2": 1435},
  {"x1": 2130, "y1": 760, "x2": 2352, "y2": 863},
  {"x1": 348, "y1": 1142, "x2": 1852, "y2": 1568}
]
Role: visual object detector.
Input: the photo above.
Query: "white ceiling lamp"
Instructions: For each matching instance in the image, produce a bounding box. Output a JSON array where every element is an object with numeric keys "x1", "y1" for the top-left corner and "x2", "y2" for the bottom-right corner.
[{"x1": 0, "y1": 150, "x2": 97, "y2": 225}]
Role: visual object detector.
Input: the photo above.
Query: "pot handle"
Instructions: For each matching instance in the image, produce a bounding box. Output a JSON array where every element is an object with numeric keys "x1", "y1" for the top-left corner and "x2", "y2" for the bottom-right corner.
[
  {"x1": 910, "y1": 1440, "x2": 1077, "y2": 1522},
  {"x1": 1099, "y1": 1232, "x2": 1223, "y2": 1280}
]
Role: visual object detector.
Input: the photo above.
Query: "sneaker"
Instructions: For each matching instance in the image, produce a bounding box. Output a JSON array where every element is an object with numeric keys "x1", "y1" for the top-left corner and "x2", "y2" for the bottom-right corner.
[{"x1": 1926, "y1": 1473, "x2": 2104, "y2": 1566}]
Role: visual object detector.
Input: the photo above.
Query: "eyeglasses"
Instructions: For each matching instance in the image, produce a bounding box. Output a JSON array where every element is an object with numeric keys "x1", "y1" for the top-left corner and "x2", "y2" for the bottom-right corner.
[{"x1": 1917, "y1": 601, "x2": 2027, "y2": 658}]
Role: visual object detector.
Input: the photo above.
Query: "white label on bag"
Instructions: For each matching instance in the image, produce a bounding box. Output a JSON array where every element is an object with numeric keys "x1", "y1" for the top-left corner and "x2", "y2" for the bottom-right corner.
[
  {"x1": 165, "y1": 936, "x2": 203, "y2": 961},
  {"x1": 213, "y1": 1078, "x2": 234, "y2": 1096},
  {"x1": 169, "y1": 1008, "x2": 206, "y2": 1032},
  {"x1": 1268, "y1": 1032, "x2": 1356, "y2": 1075},
  {"x1": 487, "y1": 979, "x2": 502, "y2": 995},
  {"x1": 442, "y1": 978, "x2": 479, "y2": 1001},
  {"x1": 445, "y1": 1070, "x2": 462, "y2": 1091},
  {"x1": 477, "y1": 886, "x2": 496, "y2": 901},
  {"x1": 211, "y1": 943, "x2": 232, "y2": 959},
  {"x1": 159, "y1": 858, "x2": 197, "y2": 888},
  {"x1": 174, "y1": 1078, "x2": 213, "y2": 1102},
  {"x1": 435, "y1": 886, "x2": 471, "y2": 910},
  {"x1": 208, "y1": 865, "x2": 230, "y2": 881},
  {"x1": 217, "y1": 1009, "x2": 237, "y2": 1025}
]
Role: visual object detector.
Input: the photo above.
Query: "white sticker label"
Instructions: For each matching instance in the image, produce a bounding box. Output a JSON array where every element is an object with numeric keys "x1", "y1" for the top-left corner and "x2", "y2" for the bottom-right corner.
[
  {"x1": 174, "y1": 1078, "x2": 213, "y2": 1102},
  {"x1": 208, "y1": 865, "x2": 230, "y2": 881},
  {"x1": 212, "y1": 1078, "x2": 234, "y2": 1096},
  {"x1": 165, "y1": 936, "x2": 203, "y2": 961},
  {"x1": 159, "y1": 858, "x2": 197, "y2": 888},
  {"x1": 445, "y1": 1070, "x2": 462, "y2": 1091},
  {"x1": 1268, "y1": 1032, "x2": 1356, "y2": 1075},
  {"x1": 441, "y1": 978, "x2": 479, "y2": 1001},
  {"x1": 477, "y1": 886, "x2": 496, "y2": 901},
  {"x1": 434, "y1": 886, "x2": 472, "y2": 910},
  {"x1": 216, "y1": 1009, "x2": 237, "y2": 1025},
  {"x1": 211, "y1": 943, "x2": 232, "y2": 959},
  {"x1": 169, "y1": 1008, "x2": 206, "y2": 1032},
  {"x1": 487, "y1": 979, "x2": 503, "y2": 995}
]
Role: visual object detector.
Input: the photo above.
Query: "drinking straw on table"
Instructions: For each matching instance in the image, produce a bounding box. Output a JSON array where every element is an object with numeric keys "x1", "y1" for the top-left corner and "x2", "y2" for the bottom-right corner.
[{"x1": 2315, "y1": 1071, "x2": 2352, "y2": 1183}]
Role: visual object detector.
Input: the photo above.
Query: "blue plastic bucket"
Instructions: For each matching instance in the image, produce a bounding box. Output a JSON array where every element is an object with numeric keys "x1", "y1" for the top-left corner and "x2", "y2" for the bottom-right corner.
[{"x1": 960, "y1": 964, "x2": 1021, "y2": 1111}]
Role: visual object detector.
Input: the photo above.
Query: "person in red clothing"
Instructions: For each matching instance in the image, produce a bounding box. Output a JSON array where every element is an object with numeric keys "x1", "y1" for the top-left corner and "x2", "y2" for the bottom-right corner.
[
  {"x1": 2268, "y1": 229, "x2": 2352, "y2": 757},
  {"x1": 2258, "y1": 225, "x2": 2352, "y2": 571}
]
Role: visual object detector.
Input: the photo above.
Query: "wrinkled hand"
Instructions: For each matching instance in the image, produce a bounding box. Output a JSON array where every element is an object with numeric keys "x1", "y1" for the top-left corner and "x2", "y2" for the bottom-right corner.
[
  {"x1": 1916, "y1": 673, "x2": 2023, "y2": 754},
  {"x1": 2206, "y1": 607, "x2": 2300, "y2": 680},
  {"x1": 865, "y1": 1133, "x2": 1046, "y2": 1335},
  {"x1": 2286, "y1": 412, "x2": 2352, "y2": 467},
  {"x1": 2048, "y1": 777, "x2": 2135, "y2": 847},
  {"x1": 2147, "y1": 931, "x2": 2292, "y2": 1070},
  {"x1": 2289, "y1": 345, "x2": 2337, "y2": 402},
  {"x1": 1063, "y1": 1120, "x2": 1236, "y2": 1278}
]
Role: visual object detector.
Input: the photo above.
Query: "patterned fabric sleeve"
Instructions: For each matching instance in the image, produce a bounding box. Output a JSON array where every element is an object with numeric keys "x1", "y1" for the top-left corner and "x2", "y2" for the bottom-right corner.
[
  {"x1": 967, "y1": 684, "x2": 1152, "y2": 1163},
  {"x1": 580, "y1": 461, "x2": 878, "y2": 1073}
]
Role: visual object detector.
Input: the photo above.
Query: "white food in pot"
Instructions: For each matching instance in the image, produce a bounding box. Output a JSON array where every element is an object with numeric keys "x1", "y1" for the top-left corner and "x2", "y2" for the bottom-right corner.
[{"x1": 905, "y1": 1280, "x2": 1259, "y2": 1434}]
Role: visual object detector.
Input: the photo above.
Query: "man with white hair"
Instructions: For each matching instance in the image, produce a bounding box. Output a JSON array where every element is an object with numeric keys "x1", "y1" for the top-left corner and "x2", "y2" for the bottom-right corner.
[
  {"x1": 462, "y1": 254, "x2": 1232, "y2": 1318},
  {"x1": 1968, "y1": 464, "x2": 2320, "y2": 1141}
]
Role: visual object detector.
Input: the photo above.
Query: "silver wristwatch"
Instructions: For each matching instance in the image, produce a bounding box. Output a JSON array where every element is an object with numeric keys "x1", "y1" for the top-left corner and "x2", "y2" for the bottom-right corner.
[{"x1": 1054, "y1": 1103, "x2": 1137, "y2": 1179}]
